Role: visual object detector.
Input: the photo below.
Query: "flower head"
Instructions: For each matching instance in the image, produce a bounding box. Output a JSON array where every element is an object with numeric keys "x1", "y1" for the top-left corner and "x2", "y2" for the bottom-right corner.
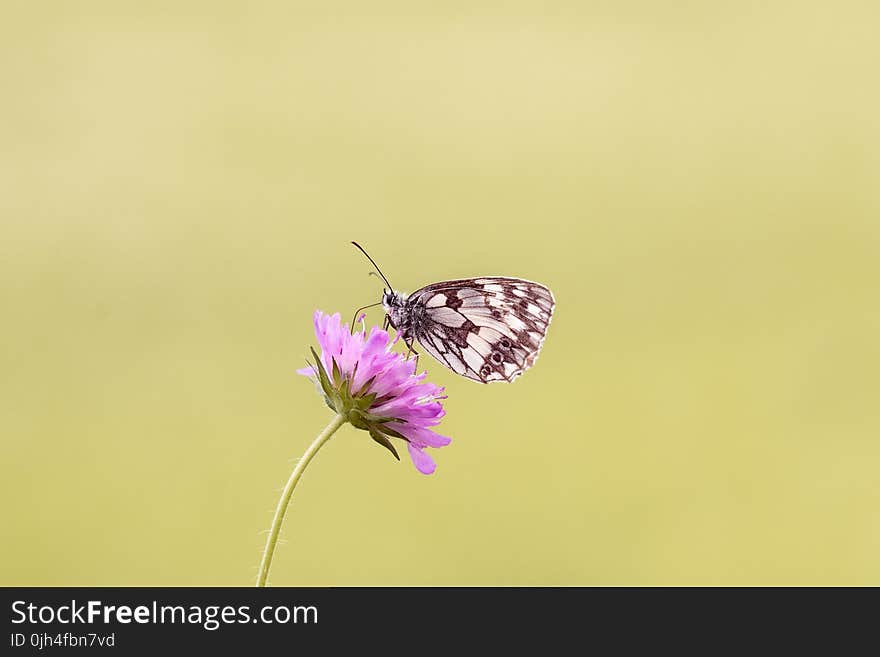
[{"x1": 297, "y1": 311, "x2": 451, "y2": 474}]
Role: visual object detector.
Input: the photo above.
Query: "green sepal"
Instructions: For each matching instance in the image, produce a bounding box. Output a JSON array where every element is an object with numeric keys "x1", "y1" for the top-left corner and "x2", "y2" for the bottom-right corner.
[
  {"x1": 353, "y1": 376, "x2": 376, "y2": 398},
  {"x1": 347, "y1": 408, "x2": 371, "y2": 431},
  {"x1": 309, "y1": 347, "x2": 339, "y2": 411},
  {"x1": 357, "y1": 392, "x2": 378, "y2": 409},
  {"x1": 331, "y1": 357, "x2": 342, "y2": 388},
  {"x1": 338, "y1": 375, "x2": 352, "y2": 402},
  {"x1": 348, "y1": 407, "x2": 405, "y2": 431},
  {"x1": 369, "y1": 428, "x2": 400, "y2": 461},
  {"x1": 379, "y1": 425, "x2": 408, "y2": 440},
  {"x1": 360, "y1": 411, "x2": 402, "y2": 425}
]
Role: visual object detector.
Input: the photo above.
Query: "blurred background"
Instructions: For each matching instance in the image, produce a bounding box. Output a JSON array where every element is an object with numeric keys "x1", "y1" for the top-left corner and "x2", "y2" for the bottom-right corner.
[{"x1": 2, "y1": 1, "x2": 878, "y2": 585}]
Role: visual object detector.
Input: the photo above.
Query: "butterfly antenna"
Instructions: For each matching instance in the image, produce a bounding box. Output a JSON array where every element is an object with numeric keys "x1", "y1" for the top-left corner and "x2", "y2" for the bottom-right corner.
[{"x1": 351, "y1": 241, "x2": 393, "y2": 291}]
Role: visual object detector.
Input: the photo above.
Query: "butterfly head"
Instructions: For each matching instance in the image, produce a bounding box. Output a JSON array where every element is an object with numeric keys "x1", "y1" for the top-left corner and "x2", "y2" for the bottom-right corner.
[
  {"x1": 381, "y1": 289, "x2": 412, "y2": 333},
  {"x1": 381, "y1": 289, "x2": 406, "y2": 311}
]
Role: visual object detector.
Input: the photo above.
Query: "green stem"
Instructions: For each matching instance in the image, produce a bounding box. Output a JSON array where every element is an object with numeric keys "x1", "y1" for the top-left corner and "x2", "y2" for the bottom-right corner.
[{"x1": 256, "y1": 413, "x2": 347, "y2": 587}]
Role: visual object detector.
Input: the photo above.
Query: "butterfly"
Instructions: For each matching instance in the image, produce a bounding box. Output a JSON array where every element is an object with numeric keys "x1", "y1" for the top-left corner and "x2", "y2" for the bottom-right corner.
[{"x1": 351, "y1": 242, "x2": 555, "y2": 383}]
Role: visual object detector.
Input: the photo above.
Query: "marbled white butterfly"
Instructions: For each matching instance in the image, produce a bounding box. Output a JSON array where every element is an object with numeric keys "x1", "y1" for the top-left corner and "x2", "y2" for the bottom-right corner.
[{"x1": 352, "y1": 242, "x2": 555, "y2": 383}]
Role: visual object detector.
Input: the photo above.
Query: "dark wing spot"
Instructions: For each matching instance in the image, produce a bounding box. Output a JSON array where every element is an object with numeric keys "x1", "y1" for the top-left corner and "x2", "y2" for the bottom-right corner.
[{"x1": 453, "y1": 319, "x2": 478, "y2": 347}]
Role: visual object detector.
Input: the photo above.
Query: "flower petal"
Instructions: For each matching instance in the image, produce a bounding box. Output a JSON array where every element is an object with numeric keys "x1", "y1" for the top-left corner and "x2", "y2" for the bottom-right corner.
[
  {"x1": 407, "y1": 443, "x2": 437, "y2": 475},
  {"x1": 391, "y1": 425, "x2": 452, "y2": 448}
]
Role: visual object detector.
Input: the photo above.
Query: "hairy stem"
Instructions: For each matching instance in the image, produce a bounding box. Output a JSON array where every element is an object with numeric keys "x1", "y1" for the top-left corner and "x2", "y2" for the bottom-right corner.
[{"x1": 256, "y1": 413, "x2": 347, "y2": 587}]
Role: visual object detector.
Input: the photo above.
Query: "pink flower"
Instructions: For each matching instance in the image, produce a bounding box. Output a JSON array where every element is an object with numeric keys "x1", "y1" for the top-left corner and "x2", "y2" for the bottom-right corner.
[{"x1": 298, "y1": 311, "x2": 451, "y2": 474}]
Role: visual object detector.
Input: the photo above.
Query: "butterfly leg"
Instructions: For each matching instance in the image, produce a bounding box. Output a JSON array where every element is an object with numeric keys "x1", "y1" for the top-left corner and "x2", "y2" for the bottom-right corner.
[{"x1": 404, "y1": 339, "x2": 420, "y2": 370}]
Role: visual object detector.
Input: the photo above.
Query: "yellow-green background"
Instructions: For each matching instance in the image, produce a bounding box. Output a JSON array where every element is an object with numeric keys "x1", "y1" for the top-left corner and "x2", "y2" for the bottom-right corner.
[{"x1": 2, "y1": 2, "x2": 878, "y2": 586}]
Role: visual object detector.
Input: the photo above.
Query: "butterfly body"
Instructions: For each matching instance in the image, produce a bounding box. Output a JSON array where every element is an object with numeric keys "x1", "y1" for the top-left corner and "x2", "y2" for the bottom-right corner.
[
  {"x1": 381, "y1": 277, "x2": 555, "y2": 384},
  {"x1": 382, "y1": 289, "x2": 424, "y2": 337}
]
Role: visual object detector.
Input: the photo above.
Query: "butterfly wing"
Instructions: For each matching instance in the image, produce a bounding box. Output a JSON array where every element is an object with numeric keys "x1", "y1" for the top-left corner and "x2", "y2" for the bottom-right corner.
[{"x1": 408, "y1": 277, "x2": 555, "y2": 383}]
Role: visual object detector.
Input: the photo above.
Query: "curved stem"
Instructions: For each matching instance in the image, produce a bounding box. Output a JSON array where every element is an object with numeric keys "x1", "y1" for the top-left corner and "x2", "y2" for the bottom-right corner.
[{"x1": 256, "y1": 413, "x2": 347, "y2": 587}]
